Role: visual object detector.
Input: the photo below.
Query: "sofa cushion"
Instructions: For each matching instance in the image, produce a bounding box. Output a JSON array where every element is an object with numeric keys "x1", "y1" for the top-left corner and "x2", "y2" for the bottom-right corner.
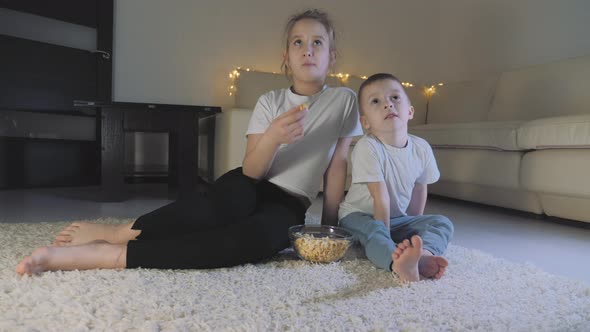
[
  {"x1": 517, "y1": 114, "x2": 590, "y2": 149},
  {"x1": 427, "y1": 76, "x2": 498, "y2": 124},
  {"x1": 521, "y1": 149, "x2": 590, "y2": 198},
  {"x1": 410, "y1": 121, "x2": 524, "y2": 151},
  {"x1": 433, "y1": 149, "x2": 523, "y2": 189},
  {"x1": 488, "y1": 55, "x2": 590, "y2": 121}
]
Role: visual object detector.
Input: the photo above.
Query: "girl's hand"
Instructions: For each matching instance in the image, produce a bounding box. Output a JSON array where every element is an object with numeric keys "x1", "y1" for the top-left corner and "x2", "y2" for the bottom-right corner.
[{"x1": 265, "y1": 104, "x2": 309, "y2": 145}]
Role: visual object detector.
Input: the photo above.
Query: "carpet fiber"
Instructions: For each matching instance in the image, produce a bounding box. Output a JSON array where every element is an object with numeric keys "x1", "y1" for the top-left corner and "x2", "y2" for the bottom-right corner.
[{"x1": 1, "y1": 217, "x2": 589, "y2": 331}]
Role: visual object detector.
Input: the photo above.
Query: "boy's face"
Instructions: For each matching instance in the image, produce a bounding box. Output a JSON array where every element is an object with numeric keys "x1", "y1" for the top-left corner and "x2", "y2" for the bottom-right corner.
[{"x1": 360, "y1": 79, "x2": 414, "y2": 134}]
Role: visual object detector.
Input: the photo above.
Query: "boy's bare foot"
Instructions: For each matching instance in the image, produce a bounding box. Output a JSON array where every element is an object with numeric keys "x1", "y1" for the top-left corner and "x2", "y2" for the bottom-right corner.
[
  {"x1": 15, "y1": 241, "x2": 127, "y2": 276},
  {"x1": 53, "y1": 222, "x2": 139, "y2": 246},
  {"x1": 391, "y1": 235, "x2": 422, "y2": 283},
  {"x1": 418, "y1": 251, "x2": 448, "y2": 279}
]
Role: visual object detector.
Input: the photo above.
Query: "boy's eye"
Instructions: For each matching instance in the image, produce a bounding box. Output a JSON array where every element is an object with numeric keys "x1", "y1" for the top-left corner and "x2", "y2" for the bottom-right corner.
[
  {"x1": 370, "y1": 99, "x2": 379, "y2": 104},
  {"x1": 390, "y1": 95, "x2": 400, "y2": 101}
]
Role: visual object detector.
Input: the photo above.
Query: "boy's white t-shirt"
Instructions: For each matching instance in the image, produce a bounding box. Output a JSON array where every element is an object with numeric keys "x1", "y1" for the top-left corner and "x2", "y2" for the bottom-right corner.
[
  {"x1": 246, "y1": 85, "x2": 363, "y2": 202},
  {"x1": 339, "y1": 134, "x2": 440, "y2": 220}
]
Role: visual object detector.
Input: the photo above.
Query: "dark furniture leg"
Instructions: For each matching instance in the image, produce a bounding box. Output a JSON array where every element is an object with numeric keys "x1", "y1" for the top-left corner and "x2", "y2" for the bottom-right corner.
[{"x1": 100, "y1": 107, "x2": 126, "y2": 201}]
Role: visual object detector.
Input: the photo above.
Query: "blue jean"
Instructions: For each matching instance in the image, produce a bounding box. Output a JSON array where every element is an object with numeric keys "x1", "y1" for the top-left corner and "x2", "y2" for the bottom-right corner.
[{"x1": 339, "y1": 212, "x2": 454, "y2": 271}]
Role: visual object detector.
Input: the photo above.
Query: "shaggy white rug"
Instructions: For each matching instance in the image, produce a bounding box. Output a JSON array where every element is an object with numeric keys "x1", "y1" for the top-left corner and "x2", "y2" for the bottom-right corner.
[{"x1": 1, "y1": 217, "x2": 589, "y2": 332}]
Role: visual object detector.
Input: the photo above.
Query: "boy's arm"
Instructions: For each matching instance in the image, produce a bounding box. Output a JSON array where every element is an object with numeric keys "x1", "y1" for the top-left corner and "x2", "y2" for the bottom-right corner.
[
  {"x1": 242, "y1": 105, "x2": 308, "y2": 180},
  {"x1": 367, "y1": 181, "x2": 390, "y2": 228},
  {"x1": 406, "y1": 183, "x2": 428, "y2": 216},
  {"x1": 321, "y1": 137, "x2": 353, "y2": 226}
]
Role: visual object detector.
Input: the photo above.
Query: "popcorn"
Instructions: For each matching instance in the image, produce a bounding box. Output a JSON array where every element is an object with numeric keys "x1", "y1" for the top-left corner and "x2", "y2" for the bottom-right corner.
[{"x1": 293, "y1": 233, "x2": 350, "y2": 263}]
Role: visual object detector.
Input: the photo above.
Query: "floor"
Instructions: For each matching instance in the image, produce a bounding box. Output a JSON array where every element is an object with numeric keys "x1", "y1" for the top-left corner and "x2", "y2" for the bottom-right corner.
[{"x1": 1, "y1": 184, "x2": 589, "y2": 284}]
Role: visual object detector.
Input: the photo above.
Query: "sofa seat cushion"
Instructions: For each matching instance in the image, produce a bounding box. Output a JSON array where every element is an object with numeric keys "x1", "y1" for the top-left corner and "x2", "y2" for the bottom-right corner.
[
  {"x1": 521, "y1": 149, "x2": 590, "y2": 198},
  {"x1": 410, "y1": 121, "x2": 525, "y2": 151},
  {"x1": 433, "y1": 149, "x2": 523, "y2": 189},
  {"x1": 517, "y1": 114, "x2": 590, "y2": 149}
]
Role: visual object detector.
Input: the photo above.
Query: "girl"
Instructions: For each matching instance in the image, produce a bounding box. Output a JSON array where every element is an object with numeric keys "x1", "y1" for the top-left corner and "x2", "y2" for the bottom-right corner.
[{"x1": 16, "y1": 9, "x2": 363, "y2": 275}]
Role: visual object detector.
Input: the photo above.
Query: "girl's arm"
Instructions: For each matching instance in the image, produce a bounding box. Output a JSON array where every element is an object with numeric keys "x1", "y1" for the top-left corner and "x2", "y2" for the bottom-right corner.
[
  {"x1": 321, "y1": 137, "x2": 353, "y2": 226},
  {"x1": 406, "y1": 183, "x2": 428, "y2": 216},
  {"x1": 242, "y1": 105, "x2": 308, "y2": 180},
  {"x1": 367, "y1": 181, "x2": 391, "y2": 228}
]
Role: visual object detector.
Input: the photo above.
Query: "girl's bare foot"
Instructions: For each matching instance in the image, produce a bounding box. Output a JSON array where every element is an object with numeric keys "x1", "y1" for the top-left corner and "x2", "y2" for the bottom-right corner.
[
  {"x1": 53, "y1": 222, "x2": 139, "y2": 246},
  {"x1": 391, "y1": 235, "x2": 422, "y2": 283},
  {"x1": 15, "y1": 247, "x2": 51, "y2": 275},
  {"x1": 418, "y1": 251, "x2": 448, "y2": 279},
  {"x1": 15, "y1": 241, "x2": 127, "y2": 276}
]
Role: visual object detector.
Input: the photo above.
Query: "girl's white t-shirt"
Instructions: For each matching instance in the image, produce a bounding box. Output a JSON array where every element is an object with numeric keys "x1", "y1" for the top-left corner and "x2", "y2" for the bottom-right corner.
[{"x1": 246, "y1": 85, "x2": 363, "y2": 202}]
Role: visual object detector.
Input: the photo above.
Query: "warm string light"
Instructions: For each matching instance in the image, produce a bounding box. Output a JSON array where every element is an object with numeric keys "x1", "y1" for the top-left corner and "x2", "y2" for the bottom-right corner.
[
  {"x1": 422, "y1": 82, "x2": 444, "y2": 99},
  {"x1": 329, "y1": 72, "x2": 351, "y2": 83},
  {"x1": 227, "y1": 67, "x2": 419, "y2": 96},
  {"x1": 423, "y1": 82, "x2": 444, "y2": 124}
]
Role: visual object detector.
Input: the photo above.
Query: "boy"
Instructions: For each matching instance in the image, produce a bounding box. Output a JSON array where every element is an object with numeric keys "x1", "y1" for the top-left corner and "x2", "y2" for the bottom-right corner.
[{"x1": 338, "y1": 73, "x2": 454, "y2": 283}]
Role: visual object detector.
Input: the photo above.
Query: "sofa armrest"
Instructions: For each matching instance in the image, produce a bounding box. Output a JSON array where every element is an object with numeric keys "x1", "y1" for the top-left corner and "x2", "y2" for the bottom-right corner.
[{"x1": 214, "y1": 108, "x2": 253, "y2": 179}]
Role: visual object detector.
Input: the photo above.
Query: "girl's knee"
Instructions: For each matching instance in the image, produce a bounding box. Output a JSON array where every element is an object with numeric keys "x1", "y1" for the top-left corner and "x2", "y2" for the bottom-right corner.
[{"x1": 212, "y1": 167, "x2": 257, "y2": 218}]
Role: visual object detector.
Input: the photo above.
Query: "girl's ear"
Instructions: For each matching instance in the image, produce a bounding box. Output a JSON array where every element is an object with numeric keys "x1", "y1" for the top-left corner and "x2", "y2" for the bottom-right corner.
[
  {"x1": 329, "y1": 50, "x2": 337, "y2": 68},
  {"x1": 360, "y1": 115, "x2": 370, "y2": 130}
]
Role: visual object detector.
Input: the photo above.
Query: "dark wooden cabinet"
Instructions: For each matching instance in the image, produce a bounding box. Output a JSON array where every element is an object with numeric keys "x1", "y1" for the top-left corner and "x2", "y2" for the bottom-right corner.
[
  {"x1": 0, "y1": 1, "x2": 112, "y2": 189},
  {"x1": 75, "y1": 101, "x2": 220, "y2": 201}
]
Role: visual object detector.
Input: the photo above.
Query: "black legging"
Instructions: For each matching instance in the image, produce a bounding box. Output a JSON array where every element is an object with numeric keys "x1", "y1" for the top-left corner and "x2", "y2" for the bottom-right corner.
[{"x1": 126, "y1": 168, "x2": 307, "y2": 269}]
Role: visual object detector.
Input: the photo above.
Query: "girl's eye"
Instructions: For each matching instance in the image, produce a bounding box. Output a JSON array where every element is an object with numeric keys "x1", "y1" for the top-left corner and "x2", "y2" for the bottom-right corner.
[
  {"x1": 313, "y1": 40, "x2": 322, "y2": 46},
  {"x1": 293, "y1": 40, "x2": 302, "y2": 46},
  {"x1": 371, "y1": 99, "x2": 379, "y2": 104}
]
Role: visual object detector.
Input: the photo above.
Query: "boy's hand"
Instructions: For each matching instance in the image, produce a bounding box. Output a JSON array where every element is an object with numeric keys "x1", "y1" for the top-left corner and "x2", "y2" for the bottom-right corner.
[{"x1": 265, "y1": 103, "x2": 308, "y2": 145}]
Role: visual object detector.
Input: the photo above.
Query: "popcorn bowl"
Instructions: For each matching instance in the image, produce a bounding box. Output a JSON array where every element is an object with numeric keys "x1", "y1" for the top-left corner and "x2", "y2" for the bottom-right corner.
[{"x1": 288, "y1": 225, "x2": 353, "y2": 263}]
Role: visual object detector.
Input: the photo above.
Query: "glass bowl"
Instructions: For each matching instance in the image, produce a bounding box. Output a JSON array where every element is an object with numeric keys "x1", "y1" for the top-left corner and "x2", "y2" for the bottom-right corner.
[{"x1": 288, "y1": 225, "x2": 354, "y2": 263}]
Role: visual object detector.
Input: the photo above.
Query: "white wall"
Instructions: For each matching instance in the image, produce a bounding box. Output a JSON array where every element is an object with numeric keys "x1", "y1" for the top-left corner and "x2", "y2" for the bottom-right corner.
[
  {"x1": 436, "y1": 0, "x2": 590, "y2": 82},
  {"x1": 114, "y1": 0, "x2": 590, "y2": 106},
  {"x1": 113, "y1": 0, "x2": 438, "y2": 110},
  {"x1": 112, "y1": 0, "x2": 590, "y2": 173}
]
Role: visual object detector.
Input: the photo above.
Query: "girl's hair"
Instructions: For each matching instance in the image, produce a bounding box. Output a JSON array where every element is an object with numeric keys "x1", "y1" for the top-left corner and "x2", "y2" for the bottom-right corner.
[{"x1": 281, "y1": 9, "x2": 337, "y2": 78}]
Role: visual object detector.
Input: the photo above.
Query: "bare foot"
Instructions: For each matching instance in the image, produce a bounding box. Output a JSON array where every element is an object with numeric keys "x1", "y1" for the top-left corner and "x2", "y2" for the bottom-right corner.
[
  {"x1": 391, "y1": 235, "x2": 422, "y2": 283},
  {"x1": 16, "y1": 241, "x2": 127, "y2": 276},
  {"x1": 53, "y1": 222, "x2": 138, "y2": 246},
  {"x1": 418, "y1": 251, "x2": 448, "y2": 279},
  {"x1": 15, "y1": 247, "x2": 51, "y2": 275}
]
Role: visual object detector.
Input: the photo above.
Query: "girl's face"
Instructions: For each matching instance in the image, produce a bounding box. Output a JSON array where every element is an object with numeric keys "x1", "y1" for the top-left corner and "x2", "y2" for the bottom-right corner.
[{"x1": 285, "y1": 19, "x2": 334, "y2": 86}]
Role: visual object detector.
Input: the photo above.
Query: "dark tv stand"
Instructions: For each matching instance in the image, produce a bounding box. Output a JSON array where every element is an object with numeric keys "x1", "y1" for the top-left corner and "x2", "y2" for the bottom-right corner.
[{"x1": 74, "y1": 101, "x2": 221, "y2": 201}]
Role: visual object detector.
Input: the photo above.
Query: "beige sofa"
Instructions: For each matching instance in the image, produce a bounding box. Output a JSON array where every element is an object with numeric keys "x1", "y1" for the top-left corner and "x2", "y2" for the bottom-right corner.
[
  {"x1": 215, "y1": 55, "x2": 590, "y2": 223},
  {"x1": 410, "y1": 55, "x2": 590, "y2": 223}
]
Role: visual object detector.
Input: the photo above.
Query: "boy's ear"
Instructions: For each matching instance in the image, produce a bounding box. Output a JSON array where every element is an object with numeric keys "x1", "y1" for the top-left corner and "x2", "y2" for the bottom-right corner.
[
  {"x1": 360, "y1": 114, "x2": 370, "y2": 130},
  {"x1": 408, "y1": 106, "x2": 415, "y2": 120}
]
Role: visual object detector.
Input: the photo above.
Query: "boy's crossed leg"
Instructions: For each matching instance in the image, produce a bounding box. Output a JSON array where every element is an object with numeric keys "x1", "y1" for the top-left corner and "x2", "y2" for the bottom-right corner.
[{"x1": 391, "y1": 235, "x2": 448, "y2": 282}]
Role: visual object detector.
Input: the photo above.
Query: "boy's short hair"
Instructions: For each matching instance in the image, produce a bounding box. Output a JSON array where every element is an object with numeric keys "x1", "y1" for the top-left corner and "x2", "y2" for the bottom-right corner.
[{"x1": 358, "y1": 73, "x2": 405, "y2": 114}]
